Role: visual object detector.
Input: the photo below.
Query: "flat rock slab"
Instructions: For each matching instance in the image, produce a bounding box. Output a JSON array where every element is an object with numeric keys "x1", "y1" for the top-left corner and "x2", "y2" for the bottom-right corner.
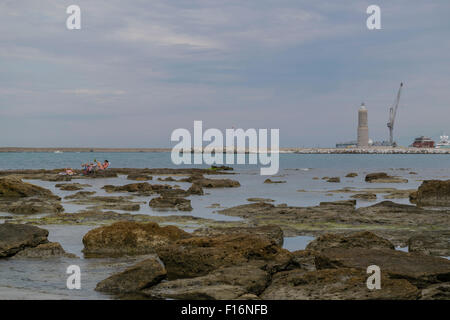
[
  {"x1": 408, "y1": 232, "x2": 450, "y2": 256},
  {"x1": 82, "y1": 221, "x2": 191, "y2": 257},
  {"x1": 96, "y1": 256, "x2": 167, "y2": 294},
  {"x1": 12, "y1": 242, "x2": 78, "y2": 259},
  {"x1": 306, "y1": 231, "x2": 395, "y2": 251},
  {"x1": 315, "y1": 248, "x2": 450, "y2": 288},
  {"x1": 260, "y1": 268, "x2": 420, "y2": 300},
  {"x1": 142, "y1": 265, "x2": 270, "y2": 300},
  {"x1": 0, "y1": 176, "x2": 56, "y2": 198},
  {"x1": 420, "y1": 282, "x2": 450, "y2": 300},
  {"x1": 0, "y1": 223, "x2": 49, "y2": 257},
  {"x1": 157, "y1": 234, "x2": 293, "y2": 280}
]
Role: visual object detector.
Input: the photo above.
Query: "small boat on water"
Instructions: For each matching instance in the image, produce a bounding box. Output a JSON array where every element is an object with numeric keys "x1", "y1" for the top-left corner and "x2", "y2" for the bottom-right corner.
[
  {"x1": 436, "y1": 134, "x2": 450, "y2": 149},
  {"x1": 54, "y1": 150, "x2": 63, "y2": 154}
]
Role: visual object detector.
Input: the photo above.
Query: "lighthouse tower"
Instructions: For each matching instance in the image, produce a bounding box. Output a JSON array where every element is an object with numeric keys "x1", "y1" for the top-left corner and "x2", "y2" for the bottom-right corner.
[{"x1": 357, "y1": 103, "x2": 369, "y2": 148}]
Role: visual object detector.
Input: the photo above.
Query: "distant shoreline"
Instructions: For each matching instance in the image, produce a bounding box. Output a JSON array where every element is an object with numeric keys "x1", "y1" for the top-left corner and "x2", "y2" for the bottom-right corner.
[{"x1": 1, "y1": 147, "x2": 449, "y2": 154}]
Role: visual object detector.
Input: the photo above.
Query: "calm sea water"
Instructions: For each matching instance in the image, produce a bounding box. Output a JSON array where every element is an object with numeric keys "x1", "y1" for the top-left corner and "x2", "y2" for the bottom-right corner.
[{"x1": 0, "y1": 152, "x2": 449, "y2": 170}]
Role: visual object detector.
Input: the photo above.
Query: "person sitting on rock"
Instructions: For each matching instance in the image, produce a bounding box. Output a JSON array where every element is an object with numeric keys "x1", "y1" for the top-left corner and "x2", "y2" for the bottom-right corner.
[
  {"x1": 82, "y1": 162, "x2": 96, "y2": 174},
  {"x1": 96, "y1": 160, "x2": 110, "y2": 170}
]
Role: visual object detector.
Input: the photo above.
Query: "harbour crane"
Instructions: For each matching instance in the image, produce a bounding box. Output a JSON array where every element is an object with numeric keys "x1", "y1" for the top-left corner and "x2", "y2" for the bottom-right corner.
[{"x1": 387, "y1": 82, "x2": 403, "y2": 146}]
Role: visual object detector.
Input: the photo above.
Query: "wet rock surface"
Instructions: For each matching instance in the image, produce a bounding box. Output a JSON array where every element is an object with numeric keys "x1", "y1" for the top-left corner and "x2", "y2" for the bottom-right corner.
[
  {"x1": 103, "y1": 183, "x2": 172, "y2": 195},
  {"x1": 149, "y1": 196, "x2": 192, "y2": 211},
  {"x1": 0, "y1": 176, "x2": 58, "y2": 198},
  {"x1": 0, "y1": 223, "x2": 49, "y2": 257},
  {"x1": 142, "y1": 265, "x2": 270, "y2": 300},
  {"x1": 2, "y1": 167, "x2": 450, "y2": 300},
  {"x1": 260, "y1": 268, "x2": 420, "y2": 300},
  {"x1": 12, "y1": 242, "x2": 78, "y2": 259},
  {"x1": 193, "y1": 225, "x2": 284, "y2": 247},
  {"x1": 82, "y1": 221, "x2": 191, "y2": 257},
  {"x1": 127, "y1": 174, "x2": 153, "y2": 181},
  {"x1": 365, "y1": 172, "x2": 408, "y2": 183},
  {"x1": 306, "y1": 231, "x2": 395, "y2": 251},
  {"x1": 185, "y1": 175, "x2": 240, "y2": 188},
  {"x1": 414, "y1": 180, "x2": 450, "y2": 206},
  {"x1": 0, "y1": 198, "x2": 64, "y2": 214},
  {"x1": 420, "y1": 282, "x2": 450, "y2": 300},
  {"x1": 315, "y1": 247, "x2": 450, "y2": 288},
  {"x1": 156, "y1": 233, "x2": 293, "y2": 280},
  {"x1": 55, "y1": 183, "x2": 91, "y2": 191},
  {"x1": 264, "y1": 179, "x2": 286, "y2": 184},
  {"x1": 96, "y1": 256, "x2": 166, "y2": 294},
  {"x1": 408, "y1": 232, "x2": 450, "y2": 256},
  {"x1": 187, "y1": 183, "x2": 204, "y2": 195},
  {"x1": 64, "y1": 191, "x2": 96, "y2": 199},
  {"x1": 0, "y1": 176, "x2": 62, "y2": 215},
  {"x1": 351, "y1": 193, "x2": 377, "y2": 201}
]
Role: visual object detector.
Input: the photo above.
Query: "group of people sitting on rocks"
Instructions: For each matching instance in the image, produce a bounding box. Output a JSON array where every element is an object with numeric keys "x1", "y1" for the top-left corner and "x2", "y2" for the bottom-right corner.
[
  {"x1": 59, "y1": 159, "x2": 110, "y2": 176},
  {"x1": 82, "y1": 159, "x2": 110, "y2": 175}
]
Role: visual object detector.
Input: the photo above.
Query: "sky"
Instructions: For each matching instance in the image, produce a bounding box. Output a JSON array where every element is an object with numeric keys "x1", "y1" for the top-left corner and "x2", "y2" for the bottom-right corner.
[{"x1": 1, "y1": 0, "x2": 449, "y2": 148}]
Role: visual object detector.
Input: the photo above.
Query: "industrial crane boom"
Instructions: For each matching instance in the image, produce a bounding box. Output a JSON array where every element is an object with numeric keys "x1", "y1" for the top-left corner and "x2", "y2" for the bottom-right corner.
[{"x1": 387, "y1": 82, "x2": 403, "y2": 146}]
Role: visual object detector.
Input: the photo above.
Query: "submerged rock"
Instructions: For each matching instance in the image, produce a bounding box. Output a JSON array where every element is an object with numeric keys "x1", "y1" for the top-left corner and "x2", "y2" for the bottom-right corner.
[
  {"x1": 247, "y1": 198, "x2": 275, "y2": 202},
  {"x1": 414, "y1": 180, "x2": 450, "y2": 207},
  {"x1": 96, "y1": 256, "x2": 167, "y2": 294},
  {"x1": 210, "y1": 165, "x2": 233, "y2": 171},
  {"x1": 264, "y1": 179, "x2": 286, "y2": 184},
  {"x1": 345, "y1": 173, "x2": 358, "y2": 178},
  {"x1": 196, "y1": 177, "x2": 240, "y2": 188},
  {"x1": 319, "y1": 200, "x2": 356, "y2": 207},
  {"x1": 55, "y1": 183, "x2": 91, "y2": 191},
  {"x1": 0, "y1": 223, "x2": 49, "y2": 258},
  {"x1": 326, "y1": 177, "x2": 341, "y2": 183},
  {"x1": 64, "y1": 191, "x2": 96, "y2": 199},
  {"x1": 187, "y1": 183, "x2": 204, "y2": 195},
  {"x1": 365, "y1": 172, "x2": 408, "y2": 183},
  {"x1": 82, "y1": 221, "x2": 191, "y2": 257},
  {"x1": 103, "y1": 183, "x2": 171, "y2": 194},
  {"x1": 157, "y1": 177, "x2": 176, "y2": 182},
  {"x1": 127, "y1": 174, "x2": 153, "y2": 181},
  {"x1": 149, "y1": 196, "x2": 192, "y2": 211},
  {"x1": 351, "y1": 193, "x2": 377, "y2": 201}
]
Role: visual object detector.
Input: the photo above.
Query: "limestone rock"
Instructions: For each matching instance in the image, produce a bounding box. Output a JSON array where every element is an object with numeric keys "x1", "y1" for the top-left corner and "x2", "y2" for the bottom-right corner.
[
  {"x1": 0, "y1": 223, "x2": 49, "y2": 258},
  {"x1": 82, "y1": 221, "x2": 191, "y2": 257},
  {"x1": 96, "y1": 256, "x2": 167, "y2": 294}
]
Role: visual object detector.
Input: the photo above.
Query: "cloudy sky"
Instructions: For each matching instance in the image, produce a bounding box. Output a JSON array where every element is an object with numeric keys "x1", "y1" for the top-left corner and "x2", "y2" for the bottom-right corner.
[{"x1": 1, "y1": 0, "x2": 449, "y2": 147}]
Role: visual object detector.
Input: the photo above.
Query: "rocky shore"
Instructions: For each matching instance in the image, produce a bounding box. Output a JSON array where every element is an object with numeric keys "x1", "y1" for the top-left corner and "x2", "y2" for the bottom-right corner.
[{"x1": 0, "y1": 168, "x2": 449, "y2": 300}]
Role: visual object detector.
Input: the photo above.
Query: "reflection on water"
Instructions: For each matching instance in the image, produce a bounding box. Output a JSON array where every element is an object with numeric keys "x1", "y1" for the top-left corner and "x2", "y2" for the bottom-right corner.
[{"x1": 283, "y1": 236, "x2": 315, "y2": 252}]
